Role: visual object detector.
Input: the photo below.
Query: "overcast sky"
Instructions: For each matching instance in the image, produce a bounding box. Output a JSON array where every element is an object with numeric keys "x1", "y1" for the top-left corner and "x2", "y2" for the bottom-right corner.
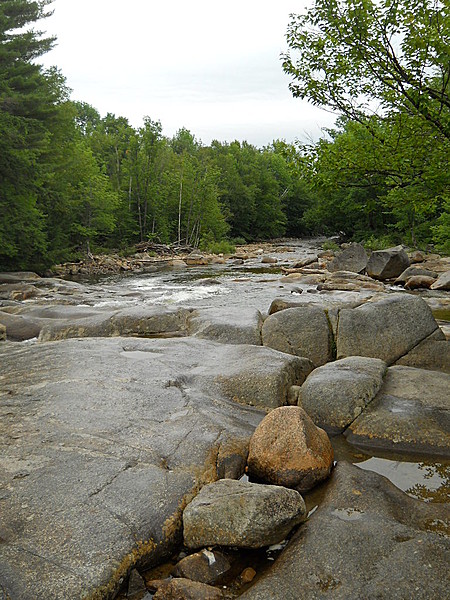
[{"x1": 40, "y1": 0, "x2": 337, "y2": 146}]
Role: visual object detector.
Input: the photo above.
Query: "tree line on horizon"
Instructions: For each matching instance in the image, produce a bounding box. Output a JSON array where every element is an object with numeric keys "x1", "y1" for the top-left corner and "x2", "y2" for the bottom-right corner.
[{"x1": 1, "y1": 0, "x2": 448, "y2": 272}]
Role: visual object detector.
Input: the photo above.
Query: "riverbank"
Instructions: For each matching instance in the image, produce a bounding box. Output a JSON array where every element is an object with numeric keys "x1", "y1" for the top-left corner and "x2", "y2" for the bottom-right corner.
[{"x1": 0, "y1": 239, "x2": 449, "y2": 600}]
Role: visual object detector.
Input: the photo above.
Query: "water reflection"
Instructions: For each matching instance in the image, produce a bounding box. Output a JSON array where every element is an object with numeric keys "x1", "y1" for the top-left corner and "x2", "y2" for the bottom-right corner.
[{"x1": 331, "y1": 435, "x2": 450, "y2": 503}]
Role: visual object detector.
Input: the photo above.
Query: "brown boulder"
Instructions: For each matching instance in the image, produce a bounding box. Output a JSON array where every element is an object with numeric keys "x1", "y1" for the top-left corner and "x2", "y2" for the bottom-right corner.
[
  {"x1": 404, "y1": 275, "x2": 436, "y2": 290},
  {"x1": 173, "y1": 550, "x2": 232, "y2": 585},
  {"x1": 247, "y1": 406, "x2": 334, "y2": 492}
]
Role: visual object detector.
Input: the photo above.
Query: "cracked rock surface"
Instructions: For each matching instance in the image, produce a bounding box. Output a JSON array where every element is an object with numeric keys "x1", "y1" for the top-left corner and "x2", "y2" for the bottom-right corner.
[{"x1": 0, "y1": 337, "x2": 306, "y2": 599}]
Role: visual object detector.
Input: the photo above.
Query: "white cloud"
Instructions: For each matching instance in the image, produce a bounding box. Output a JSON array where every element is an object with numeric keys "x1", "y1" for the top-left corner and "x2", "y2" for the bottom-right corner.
[{"x1": 40, "y1": 0, "x2": 337, "y2": 145}]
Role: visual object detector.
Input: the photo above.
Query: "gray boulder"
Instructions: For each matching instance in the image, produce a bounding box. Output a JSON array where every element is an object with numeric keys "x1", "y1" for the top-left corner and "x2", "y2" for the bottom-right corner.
[
  {"x1": 262, "y1": 306, "x2": 333, "y2": 367},
  {"x1": 327, "y1": 243, "x2": 368, "y2": 273},
  {"x1": 240, "y1": 462, "x2": 450, "y2": 600},
  {"x1": 300, "y1": 357, "x2": 387, "y2": 433},
  {"x1": 431, "y1": 270, "x2": 450, "y2": 290},
  {"x1": 346, "y1": 365, "x2": 450, "y2": 457},
  {"x1": 183, "y1": 479, "x2": 306, "y2": 549},
  {"x1": 336, "y1": 294, "x2": 439, "y2": 364},
  {"x1": 188, "y1": 307, "x2": 263, "y2": 346},
  {"x1": 366, "y1": 245, "x2": 410, "y2": 279}
]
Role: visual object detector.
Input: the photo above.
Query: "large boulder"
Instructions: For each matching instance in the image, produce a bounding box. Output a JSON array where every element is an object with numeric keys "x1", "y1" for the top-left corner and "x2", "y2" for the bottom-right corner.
[
  {"x1": 188, "y1": 307, "x2": 263, "y2": 346},
  {"x1": 336, "y1": 294, "x2": 440, "y2": 364},
  {"x1": 183, "y1": 479, "x2": 306, "y2": 549},
  {"x1": 240, "y1": 462, "x2": 450, "y2": 600},
  {"x1": 346, "y1": 365, "x2": 450, "y2": 457},
  {"x1": 262, "y1": 306, "x2": 333, "y2": 367},
  {"x1": 300, "y1": 357, "x2": 387, "y2": 433},
  {"x1": 247, "y1": 406, "x2": 334, "y2": 492},
  {"x1": 366, "y1": 245, "x2": 410, "y2": 279},
  {"x1": 0, "y1": 337, "x2": 276, "y2": 600},
  {"x1": 327, "y1": 243, "x2": 368, "y2": 273}
]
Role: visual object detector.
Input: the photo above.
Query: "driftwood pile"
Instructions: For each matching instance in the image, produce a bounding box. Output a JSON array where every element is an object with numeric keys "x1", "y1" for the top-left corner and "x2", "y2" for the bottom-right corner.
[{"x1": 135, "y1": 241, "x2": 195, "y2": 256}]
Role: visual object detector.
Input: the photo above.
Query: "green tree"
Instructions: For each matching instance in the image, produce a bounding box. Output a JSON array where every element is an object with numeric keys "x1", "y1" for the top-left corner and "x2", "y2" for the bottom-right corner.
[
  {"x1": 0, "y1": 0, "x2": 60, "y2": 269},
  {"x1": 283, "y1": 0, "x2": 449, "y2": 138}
]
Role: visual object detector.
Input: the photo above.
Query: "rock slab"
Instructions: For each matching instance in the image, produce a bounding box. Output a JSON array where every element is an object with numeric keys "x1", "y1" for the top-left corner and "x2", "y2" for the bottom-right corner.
[
  {"x1": 240, "y1": 462, "x2": 450, "y2": 600},
  {"x1": 346, "y1": 365, "x2": 450, "y2": 457}
]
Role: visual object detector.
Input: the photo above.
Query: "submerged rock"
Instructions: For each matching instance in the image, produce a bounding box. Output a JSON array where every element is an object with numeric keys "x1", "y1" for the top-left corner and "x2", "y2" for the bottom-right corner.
[
  {"x1": 240, "y1": 462, "x2": 450, "y2": 600},
  {"x1": 300, "y1": 357, "x2": 387, "y2": 433},
  {"x1": 183, "y1": 479, "x2": 306, "y2": 549},
  {"x1": 247, "y1": 406, "x2": 334, "y2": 492}
]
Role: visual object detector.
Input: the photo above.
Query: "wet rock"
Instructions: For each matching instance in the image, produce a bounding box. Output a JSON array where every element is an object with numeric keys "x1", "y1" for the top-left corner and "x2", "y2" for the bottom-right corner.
[
  {"x1": 431, "y1": 270, "x2": 450, "y2": 290},
  {"x1": 404, "y1": 275, "x2": 436, "y2": 289},
  {"x1": 395, "y1": 265, "x2": 438, "y2": 284},
  {"x1": 346, "y1": 366, "x2": 450, "y2": 457},
  {"x1": 327, "y1": 243, "x2": 368, "y2": 274},
  {"x1": 366, "y1": 245, "x2": 410, "y2": 279},
  {"x1": 0, "y1": 337, "x2": 268, "y2": 600},
  {"x1": 173, "y1": 549, "x2": 232, "y2": 585},
  {"x1": 261, "y1": 256, "x2": 277, "y2": 264},
  {"x1": 396, "y1": 329, "x2": 450, "y2": 373},
  {"x1": 300, "y1": 357, "x2": 387, "y2": 434},
  {"x1": 262, "y1": 306, "x2": 333, "y2": 367},
  {"x1": 336, "y1": 294, "x2": 440, "y2": 364},
  {"x1": 153, "y1": 578, "x2": 224, "y2": 599},
  {"x1": 240, "y1": 462, "x2": 450, "y2": 600},
  {"x1": 239, "y1": 567, "x2": 257, "y2": 584},
  {"x1": 247, "y1": 406, "x2": 334, "y2": 492},
  {"x1": 188, "y1": 307, "x2": 263, "y2": 346},
  {"x1": 183, "y1": 479, "x2": 306, "y2": 549}
]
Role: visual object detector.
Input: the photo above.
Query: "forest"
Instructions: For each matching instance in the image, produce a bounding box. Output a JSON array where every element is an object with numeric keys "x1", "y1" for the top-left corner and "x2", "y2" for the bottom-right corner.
[{"x1": 0, "y1": 0, "x2": 448, "y2": 271}]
